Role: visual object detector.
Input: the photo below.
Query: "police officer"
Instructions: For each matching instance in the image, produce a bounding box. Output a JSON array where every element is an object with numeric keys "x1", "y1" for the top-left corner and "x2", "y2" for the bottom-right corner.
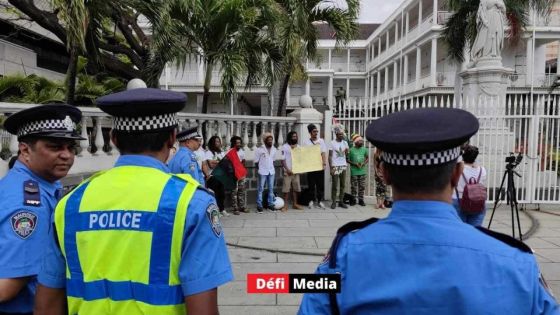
[
  {"x1": 298, "y1": 108, "x2": 559, "y2": 314},
  {"x1": 168, "y1": 126, "x2": 205, "y2": 184},
  {"x1": 34, "y1": 88, "x2": 233, "y2": 315},
  {"x1": 0, "y1": 104, "x2": 83, "y2": 315}
]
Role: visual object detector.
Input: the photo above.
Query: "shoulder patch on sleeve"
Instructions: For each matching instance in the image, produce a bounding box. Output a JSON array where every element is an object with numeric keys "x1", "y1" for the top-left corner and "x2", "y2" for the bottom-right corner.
[
  {"x1": 23, "y1": 180, "x2": 41, "y2": 207},
  {"x1": 11, "y1": 211, "x2": 38, "y2": 239},
  {"x1": 206, "y1": 204, "x2": 222, "y2": 237}
]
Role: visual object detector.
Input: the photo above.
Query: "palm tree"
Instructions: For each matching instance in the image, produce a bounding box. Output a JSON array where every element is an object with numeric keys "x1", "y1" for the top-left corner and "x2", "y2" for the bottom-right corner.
[
  {"x1": 158, "y1": 0, "x2": 283, "y2": 113},
  {"x1": 0, "y1": 74, "x2": 65, "y2": 104},
  {"x1": 51, "y1": 0, "x2": 88, "y2": 104},
  {"x1": 274, "y1": 0, "x2": 359, "y2": 116},
  {"x1": 443, "y1": 0, "x2": 554, "y2": 63}
]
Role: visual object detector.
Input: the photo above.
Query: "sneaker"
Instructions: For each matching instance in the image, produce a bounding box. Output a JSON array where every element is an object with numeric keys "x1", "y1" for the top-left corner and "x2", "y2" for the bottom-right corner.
[
  {"x1": 308, "y1": 201, "x2": 314, "y2": 209},
  {"x1": 338, "y1": 202, "x2": 348, "y2": 209},
  {"x1": 233, "y1": 210, "x2": 240, "y2": 215},
  {"x1": 240, "y1": 208, "x2": 249, "y2": 213},
  {"x1": 349, "y1": 198, "x2": 357, "y2": 206},
  {"x1": 222, "y1": 210, "x2": 231, "y2": 217},
  {"x1": 359, "y1": 199, "x2": 366, "y2": 206},
  {"x1": 257, "y1": 207, "x2": 263, "y2": 214},
  {"x1": 318, "y1": 202, "x2": 326, "y2": 209},
  {"x1": 268, "y1": 206, "x2": 277, "y2": 212},
  {"x1": 330, "y1": 202, "x2": 337, "y2": 209}
]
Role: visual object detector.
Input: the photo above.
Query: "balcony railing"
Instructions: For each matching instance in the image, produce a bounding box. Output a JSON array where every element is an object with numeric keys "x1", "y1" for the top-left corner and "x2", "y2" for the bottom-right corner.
[
  {"x1": 0, "y1": 102, "x2": 298, "y2": 177},
  {"x1": 437, "y1": 11, "x2": 453, "y2": 25}
]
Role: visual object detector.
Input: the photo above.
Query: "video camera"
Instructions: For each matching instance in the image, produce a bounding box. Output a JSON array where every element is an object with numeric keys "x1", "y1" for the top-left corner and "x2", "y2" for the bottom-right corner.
[{"x1": 505, "y1": 152, "x2": 523, "y2": 169}]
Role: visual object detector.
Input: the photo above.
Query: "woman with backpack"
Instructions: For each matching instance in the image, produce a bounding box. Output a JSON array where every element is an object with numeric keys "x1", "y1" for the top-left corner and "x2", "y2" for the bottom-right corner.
[{"x1": 453, "y1": 145, "x2": 488, "y2": 226}]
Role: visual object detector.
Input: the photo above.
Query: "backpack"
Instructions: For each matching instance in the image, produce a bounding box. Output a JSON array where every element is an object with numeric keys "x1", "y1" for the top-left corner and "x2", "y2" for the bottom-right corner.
[{"x1": 457, "y1": 168, "x2": 487, "y2": 214}]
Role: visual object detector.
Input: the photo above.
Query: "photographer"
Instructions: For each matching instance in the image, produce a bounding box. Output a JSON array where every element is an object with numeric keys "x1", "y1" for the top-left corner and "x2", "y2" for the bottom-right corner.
[{"x1": 452, "y1": 145, "x2": 487, "y2": 226}]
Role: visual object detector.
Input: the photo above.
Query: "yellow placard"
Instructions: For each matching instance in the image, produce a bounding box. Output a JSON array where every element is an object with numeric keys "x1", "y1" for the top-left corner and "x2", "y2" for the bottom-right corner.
[{"x1": 291, "y1": 145, "x2": 323, "y2": 174}]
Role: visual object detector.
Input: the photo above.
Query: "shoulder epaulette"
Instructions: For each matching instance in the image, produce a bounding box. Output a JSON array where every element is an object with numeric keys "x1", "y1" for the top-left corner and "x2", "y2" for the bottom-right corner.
[
  {"x1": 476, "y1": 226, "x2": 532, "y2": 253},
  {"x1": 328, "y1": 217, "x2": 379, "y2": 315},
  {"x1": 329, "y1": 217, "x2": 380, "y2": 268},
  {"x1": 23, "y1": 179, "x2": 41, "y2": 207}
]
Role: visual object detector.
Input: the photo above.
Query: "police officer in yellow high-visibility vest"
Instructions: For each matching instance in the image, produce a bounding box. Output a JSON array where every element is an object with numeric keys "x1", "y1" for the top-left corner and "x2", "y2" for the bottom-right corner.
[{"x1": 34, "y1": 87, "x2": 233, "y2": 315}]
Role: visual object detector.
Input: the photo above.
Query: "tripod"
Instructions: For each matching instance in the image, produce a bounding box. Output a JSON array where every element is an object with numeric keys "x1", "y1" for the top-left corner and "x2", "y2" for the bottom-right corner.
[{"x1": 487, "y1": 164, "x2": 523, "y2": 240}]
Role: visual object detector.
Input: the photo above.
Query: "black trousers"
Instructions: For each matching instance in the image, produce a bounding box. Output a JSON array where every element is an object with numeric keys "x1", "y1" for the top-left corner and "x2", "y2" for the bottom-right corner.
[
  {"x1": 307, "y1": 170, "x2": 325, "y2": 202},
  {"x1": 207, "y1": 176, "x2": 225, "y2": 211}
]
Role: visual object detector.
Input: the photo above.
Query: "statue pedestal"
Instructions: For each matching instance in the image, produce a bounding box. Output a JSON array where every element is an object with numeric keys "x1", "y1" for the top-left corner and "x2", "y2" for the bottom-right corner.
[{"x1": 460, "y1": 60, "x2": 513, "y2": 117}]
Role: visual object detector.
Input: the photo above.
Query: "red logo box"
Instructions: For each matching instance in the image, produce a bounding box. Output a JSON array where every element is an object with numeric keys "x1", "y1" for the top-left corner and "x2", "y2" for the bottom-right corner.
[{"x1": 247, "y1": 273, "x2": 290, "y2": 293}]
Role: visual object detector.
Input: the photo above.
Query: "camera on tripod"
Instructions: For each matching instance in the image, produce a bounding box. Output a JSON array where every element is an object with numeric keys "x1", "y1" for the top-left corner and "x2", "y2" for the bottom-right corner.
[
  {"x1": 505, "y1": 152, "x2": 523, "y2": 170},
  {"x1": 489, "y1": 152, "x2": 524, "y2": 240}
]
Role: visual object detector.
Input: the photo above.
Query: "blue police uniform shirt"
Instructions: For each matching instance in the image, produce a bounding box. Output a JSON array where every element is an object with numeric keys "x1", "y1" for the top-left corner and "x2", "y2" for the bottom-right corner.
[
  {"x1": 38, "y1": 155, "x2": 233, "y2": 297},
  {"x1": 168, "y1": 146, "x2": 205, "y2": 185},
  {"x1": 298, "y1": 201, "x2": 559, "y2": 315},
  {"x1": 0, "y1": 160, "x2": 62, "y2": 313}
]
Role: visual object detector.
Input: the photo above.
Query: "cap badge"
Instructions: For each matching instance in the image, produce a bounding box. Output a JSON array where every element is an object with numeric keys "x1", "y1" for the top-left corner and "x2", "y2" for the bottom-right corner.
[{"x1": 64, "y1": 116, "x2": 75, "y2": 131}]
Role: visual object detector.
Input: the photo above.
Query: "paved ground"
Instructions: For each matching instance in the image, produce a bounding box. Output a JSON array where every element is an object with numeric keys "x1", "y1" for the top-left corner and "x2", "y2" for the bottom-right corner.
[{"x1": 217, "y1": 203, "x2": 560, "y2": 314}]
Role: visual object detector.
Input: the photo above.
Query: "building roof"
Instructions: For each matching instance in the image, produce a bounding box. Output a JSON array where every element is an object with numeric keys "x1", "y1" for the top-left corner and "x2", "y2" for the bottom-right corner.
[{"x1": 315, "y1": 23, "x2": 379, "y2": 40}]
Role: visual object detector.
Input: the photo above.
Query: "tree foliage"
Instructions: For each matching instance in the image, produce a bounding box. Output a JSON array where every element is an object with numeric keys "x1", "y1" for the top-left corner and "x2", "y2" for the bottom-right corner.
[{"x1": 274, "y1": 0, "x2": 360, "y2": 116}]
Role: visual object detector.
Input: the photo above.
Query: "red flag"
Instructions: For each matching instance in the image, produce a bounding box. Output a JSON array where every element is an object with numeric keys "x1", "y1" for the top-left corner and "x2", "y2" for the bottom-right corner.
[{"x1": 226, "y1": 148, "x2": 247, "y2": 180}]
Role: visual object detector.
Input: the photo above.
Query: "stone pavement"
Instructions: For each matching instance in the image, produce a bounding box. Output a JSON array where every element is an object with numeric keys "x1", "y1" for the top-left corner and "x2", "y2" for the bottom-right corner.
[{"x1": 217, "y1": 203, "x2": 560, "y2": 314}]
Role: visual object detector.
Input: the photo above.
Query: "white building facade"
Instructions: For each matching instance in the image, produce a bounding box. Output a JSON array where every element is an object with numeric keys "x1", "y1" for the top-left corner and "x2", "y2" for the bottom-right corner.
[{"x1": 162, "y1": 0, "x2": 560, "y2": 115}]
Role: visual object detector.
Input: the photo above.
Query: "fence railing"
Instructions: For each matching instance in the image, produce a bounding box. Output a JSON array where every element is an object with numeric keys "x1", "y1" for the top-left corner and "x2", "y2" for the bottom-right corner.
[
  {"x1": 0, "y1": 103, "x2": 297, "y2": 169},
  {"x1": 335, "y1": 94, "x2": 560, "y2": 203}
]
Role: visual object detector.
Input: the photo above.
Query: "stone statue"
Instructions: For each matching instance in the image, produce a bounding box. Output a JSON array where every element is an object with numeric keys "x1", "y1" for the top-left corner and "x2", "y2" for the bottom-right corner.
[{"x1": 470, "y1": 0, "x2": 506, "y2": 63}]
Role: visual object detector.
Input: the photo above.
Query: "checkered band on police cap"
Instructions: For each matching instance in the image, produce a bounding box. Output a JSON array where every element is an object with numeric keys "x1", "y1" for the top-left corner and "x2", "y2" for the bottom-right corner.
[
  {"x1": 381, "y1": 147, "x2": 461, "y2": 166},
  {"x1": 112, "y1": 113, "x2": 178, "y2": 132},
  {"x1": 177, "y1": 132, "x2": 200, "y2": 142},
  {"x1": 17, "y1": 116, "x2": 76, "y2": 138}
]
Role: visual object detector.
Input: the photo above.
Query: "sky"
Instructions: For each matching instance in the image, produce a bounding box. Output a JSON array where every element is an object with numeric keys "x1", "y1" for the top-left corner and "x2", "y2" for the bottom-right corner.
[{"x1": 358, "y1": 0, "x2": 406, "y2": 23}]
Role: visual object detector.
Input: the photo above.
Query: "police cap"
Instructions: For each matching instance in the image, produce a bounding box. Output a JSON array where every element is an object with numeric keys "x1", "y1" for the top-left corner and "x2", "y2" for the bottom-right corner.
[
  {"x1": 366, "y1": 108, "x2": 479, "y2": 166},
  {"x1": 177, "y1": 126, "x2": 202, "y2": 142},
  {"x1": 96, "y1": 88, "x2": 186, "y2": 133},
  {"x1": 4, "y1": 104, "x2": 84, "y2": 141}
]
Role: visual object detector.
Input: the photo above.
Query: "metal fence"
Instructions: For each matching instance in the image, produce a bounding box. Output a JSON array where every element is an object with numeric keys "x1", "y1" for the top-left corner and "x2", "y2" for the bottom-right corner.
[{"x1": 335, "y1": 94, "x2": 560, "y2": 204}]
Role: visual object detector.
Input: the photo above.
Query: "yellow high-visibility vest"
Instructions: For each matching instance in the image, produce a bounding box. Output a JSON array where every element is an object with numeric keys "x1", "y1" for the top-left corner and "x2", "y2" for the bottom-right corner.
[{"x1": 54, "y1": 165, "x2": 198, "y2": 314}]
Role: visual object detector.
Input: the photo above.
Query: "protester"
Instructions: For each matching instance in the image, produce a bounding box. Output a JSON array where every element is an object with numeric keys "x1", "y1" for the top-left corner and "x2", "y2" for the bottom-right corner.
[
  {"x1": 168, "y1": 126, "x2": 205, "y2": 184},
  {"x1": 347, "y1": 133, "x2": 368, "y2": 206},
  {"x1": 304, "y1": 124, "x2": 328, "y2": 209},
  {"x1": 298, "y1": 107, "x2": 559, "y2": 314},
  {"x1": 0, "y1": 105, "x2": 82, "y2": 315},
  {"x1": 373, "y1": 148, "x2": 388, "y2": 209},
  {"x1": 195, "y1": 138, "x2": 208, "y2": 176},
  {"x1": 453, "y1": 145, "x2": 487, "y2": 226},
  {"x1": 329, "y1": 127, "x2": 349, "y2": 209},
  {"x1": 230, "y1": 136, "x2": 247, "y2": 215},
  {"x1": 281, "y1": 131, "x2": 304, "y2": 211},
  {"x1": 254, "y1": 132, "x2": 277, "y2": 213},
  {"x1": 34, "y1": 88, "x2": 232, "y2": 315},
  {"x1": 205, "y1": 135, "x2": 228, "y2": 216}
]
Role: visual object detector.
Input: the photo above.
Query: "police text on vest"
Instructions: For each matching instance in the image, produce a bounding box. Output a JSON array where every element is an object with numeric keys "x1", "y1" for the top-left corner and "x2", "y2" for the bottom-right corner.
[{"x1": 89, "y1": 212, "x2": 142, "y2": 229}]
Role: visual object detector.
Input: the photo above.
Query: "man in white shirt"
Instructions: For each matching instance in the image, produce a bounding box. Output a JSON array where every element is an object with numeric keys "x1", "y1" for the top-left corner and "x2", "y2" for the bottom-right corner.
[
  {"x1": 303, "y1": 124, "x2": 328, "y2": 209},
  {"x1": 254, "y1": 132, "x2": 277, "y2": 213},
  {"x1": 329, "y1": 128, "x2": 349, "y2": 209},
  {"x1": 281, "y1": 131, "x2": 305, "y2": 211}
]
